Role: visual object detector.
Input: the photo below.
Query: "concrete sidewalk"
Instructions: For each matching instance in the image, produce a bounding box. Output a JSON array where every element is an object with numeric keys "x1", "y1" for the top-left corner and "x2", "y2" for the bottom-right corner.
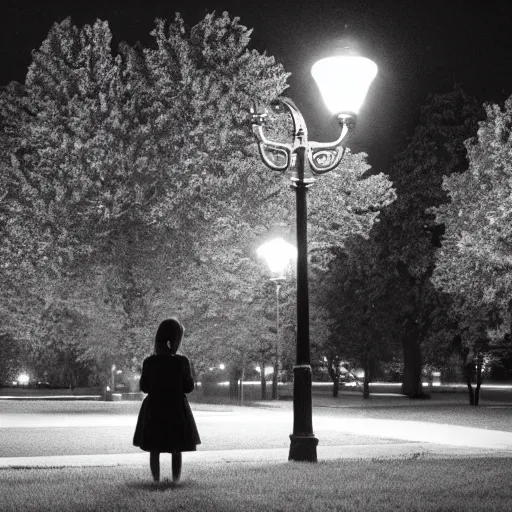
[
  {"x1": 2, "y1": 393, "x2": 512, "y2": 469},
  {"x1": 2, "y1": 443, "x2": 511, "y2": 469}
]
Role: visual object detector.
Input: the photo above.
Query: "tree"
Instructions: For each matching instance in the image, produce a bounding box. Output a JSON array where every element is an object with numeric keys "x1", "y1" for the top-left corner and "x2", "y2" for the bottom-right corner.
[
  {"x1": 367, "y1": 87, "x2": 482, "y2": 396},
  {"x1": 431, "y1": 95, "x2": 512, "y2": 404},
  {"x1": 0, "y1": 18, "x2": 156, "y2": 365},
  {"x1": 311, "y1": 235, "x2": 401, "y2": 398},
  {"x1": 0, "y1": 13, "x2": 289, "y2": 370},
  {"x1": 0, "y1": 333, "x2": 22, "y2": 384},
  {"x1": 1, "y1": 12, "x2": 395, "y2": 390}
]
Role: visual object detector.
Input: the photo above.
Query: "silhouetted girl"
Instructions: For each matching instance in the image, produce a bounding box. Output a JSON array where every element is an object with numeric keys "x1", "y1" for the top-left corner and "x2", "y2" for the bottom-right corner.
[{"x1": 133, "y1": 318, "x2": 201, "y2": 482}]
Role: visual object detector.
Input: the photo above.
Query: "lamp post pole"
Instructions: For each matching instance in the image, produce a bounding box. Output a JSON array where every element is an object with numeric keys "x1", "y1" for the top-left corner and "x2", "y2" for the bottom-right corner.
[
  {"x1": 251, "y1": 98, "x2": 353, "y2": 462},
  {"x1": 270, "y1": 277, "x2": 284, "y2": 400},
  {"x1": 289, "y1": 144, "x2": 317, "y2": 460},
  {"x1": 251, "y1": 50, "x2": 377, "y2": 462}
]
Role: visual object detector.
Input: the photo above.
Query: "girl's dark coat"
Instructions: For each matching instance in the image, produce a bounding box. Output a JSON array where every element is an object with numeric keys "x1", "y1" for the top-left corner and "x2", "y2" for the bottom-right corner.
[{"x1": 133, "y1": 354, "x2": 201, "y2": 452}]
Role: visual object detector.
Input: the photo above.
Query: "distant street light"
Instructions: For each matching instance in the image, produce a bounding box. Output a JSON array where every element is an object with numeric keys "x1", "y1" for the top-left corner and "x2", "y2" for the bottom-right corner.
[
  {"x1": 250, "y1": 46, "x2": 377, "y2": 462},
  {"x1": 17, "y1": 373, "x2": 29, "y2": 386},
  {"x1": 257, "y1": 238, "x2": 297, "y2": 400}
]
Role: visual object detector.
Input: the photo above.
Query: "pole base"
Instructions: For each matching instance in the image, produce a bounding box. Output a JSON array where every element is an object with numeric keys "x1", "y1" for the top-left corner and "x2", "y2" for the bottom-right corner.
[{"x1": 288, "y1": 434, "x2": 318, "y2": 462}]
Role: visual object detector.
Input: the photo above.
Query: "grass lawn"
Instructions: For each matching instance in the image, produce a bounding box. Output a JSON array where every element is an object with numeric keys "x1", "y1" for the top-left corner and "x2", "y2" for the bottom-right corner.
[{"x1": 1, "y1": 457, "x2": 511, "y2": 512}]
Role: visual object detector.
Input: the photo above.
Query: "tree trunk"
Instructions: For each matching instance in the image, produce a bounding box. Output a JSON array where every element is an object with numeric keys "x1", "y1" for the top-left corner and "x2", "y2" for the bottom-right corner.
[
  {"x1": 229, "y1": 370, "x2": 239, "y2": 400},
  {"x1": 363, "y1": 359, "x2": 370, "y2": 399},
  {"x1": 327, "y1": 356, "x2": 340, "y2": 398},
  {"x1": 401, "y1": 333, "x2": 424, "y2": 397},
  {"x1": 475, "y1": 354, "x2": 483, "y2": 406},
  {"x1": 464, "y1": 362, "x2": 475, "y2": 405},
  {"x1": 474, "y1": 383, "x2": 481, "y2": 406},
  {"x1": 260, "y1": 362, "x2": 266, "y2": 400},
  {"x1": 271, "y1": 360, "x2": 278, "y2": 400},
  {"x1": 332, "y1": 372, "x2": 339, "y2": 398},
  {"x1": 240, "y1": 366, "x2": 245, "y2": 404}
]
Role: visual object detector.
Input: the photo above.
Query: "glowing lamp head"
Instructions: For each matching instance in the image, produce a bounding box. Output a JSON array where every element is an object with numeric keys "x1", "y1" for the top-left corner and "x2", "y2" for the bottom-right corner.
[
  {"x1": 311, "y1": 55, "x2": 377, "y2": 116},
  {"x1": 257, "y1": 238, "x2": 297, "y2": 276}
]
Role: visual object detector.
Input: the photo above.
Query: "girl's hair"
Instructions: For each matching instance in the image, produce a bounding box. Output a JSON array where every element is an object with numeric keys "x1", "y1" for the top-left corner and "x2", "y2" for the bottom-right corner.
[{"x1": 154, "y1": 318, "x2": 184, "y2": 355}]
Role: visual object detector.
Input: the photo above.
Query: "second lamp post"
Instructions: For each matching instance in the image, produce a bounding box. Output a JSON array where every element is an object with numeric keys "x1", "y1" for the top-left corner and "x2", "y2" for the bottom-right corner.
[
  {"x1": 250, "y1": 49, "x2": 377, "y2": 462},
  {"x1": 257, "y1": 238, "x2": 297, "y2": 400}
]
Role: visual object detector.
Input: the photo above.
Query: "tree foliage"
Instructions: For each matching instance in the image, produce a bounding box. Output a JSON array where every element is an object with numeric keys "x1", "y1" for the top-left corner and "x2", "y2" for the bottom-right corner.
[
  {"x1": 362, "y1": 88, "x2": 482, "y2": 396},
  {"x1": 432, "y1": 96, "x2": 512, "y2": 329},
  {"x1": 431, "y1": 96, "x2": 512, "y2": 403},
  {"x1": 310, "y1": 234, "x2": 401, "y2": 398},
  {"x1": 1, "y1": 12, "x2": 395, "y2": 386}
]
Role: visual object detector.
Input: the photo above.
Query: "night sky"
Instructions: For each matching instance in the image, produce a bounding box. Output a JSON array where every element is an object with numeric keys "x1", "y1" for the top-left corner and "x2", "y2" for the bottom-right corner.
[{"x1": 2, "y1": 0, "x2": 512, "y2": 172}]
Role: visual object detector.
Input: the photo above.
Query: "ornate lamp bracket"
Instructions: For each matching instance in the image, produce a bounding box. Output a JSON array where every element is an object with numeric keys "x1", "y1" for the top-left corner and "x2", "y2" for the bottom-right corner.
[
  {"x1": 308, "y1": 114, "x2": 355, "y2": 175},
  {"x1": 250, "y1": 102, "x2": 293, "y2": 172},
  {"x1": 250, "y1": 99, "x2": 355, "y2": 176}
]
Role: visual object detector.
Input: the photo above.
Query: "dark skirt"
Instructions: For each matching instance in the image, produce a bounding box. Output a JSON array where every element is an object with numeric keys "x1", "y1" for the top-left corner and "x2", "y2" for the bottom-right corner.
[{"x1": 133, "y1": 394, "x2": 201, "y2": 453}]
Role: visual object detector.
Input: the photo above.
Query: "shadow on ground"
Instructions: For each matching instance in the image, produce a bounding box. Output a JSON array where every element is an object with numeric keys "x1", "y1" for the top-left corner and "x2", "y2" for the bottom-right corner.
[{"x1": 126, "y1": 479, "x2": 197, "y2": 491}]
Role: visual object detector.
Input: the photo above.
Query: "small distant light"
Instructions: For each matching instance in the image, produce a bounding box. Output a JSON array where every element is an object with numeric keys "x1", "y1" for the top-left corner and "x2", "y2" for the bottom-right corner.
[
  {"x1": 17, "y1": 373, "x2": 29, "y2": 385},
  {"x1": 106, "y1": 386, "x2": 111, "y2": 391},
  {"x1": 116, "y1": 370, "x2": 122, "y2": 374},
  {"x1": 219, "y1": 364, "x2": 225, "y2": 370},
  {"x1": 255, "y1": 366, "x2": 261, "y2": 373}
]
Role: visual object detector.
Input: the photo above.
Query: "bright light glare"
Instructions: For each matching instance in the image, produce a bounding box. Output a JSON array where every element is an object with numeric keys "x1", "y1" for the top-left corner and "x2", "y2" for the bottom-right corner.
[
  {"x1": 257, "y1": 238, "x2": 297, "y2": 275},
  {"x1": 219, "y1": 363, "x2": 225, "y2": 370},
  {"x1": 255, "y1": 366, "x2": 274, "y2": 374},
  {"x1": 17, "y1": 373, "x2": 29, "y2": 385},
  {"x1": 354, "y1": 369, "x2": 365, "y2": 379},
  {"x1": 311, "y1": 56, "x2": 378, "y2": 115}
]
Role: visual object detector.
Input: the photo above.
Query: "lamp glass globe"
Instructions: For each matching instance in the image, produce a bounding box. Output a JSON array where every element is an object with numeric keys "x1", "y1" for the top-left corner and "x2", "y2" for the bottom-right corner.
[
  {"x1": 257, "y1": 238, "x2": 297, "y2": 275},
  {"x1": 311, "y1": 56, "x2": 378, "y2": 115}
]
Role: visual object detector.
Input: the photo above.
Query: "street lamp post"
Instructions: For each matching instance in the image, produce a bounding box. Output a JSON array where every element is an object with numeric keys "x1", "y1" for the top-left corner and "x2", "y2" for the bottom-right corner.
[
  {"x1": 270, "y1": 276, "x2": 282, "y2": 400},
  {"x1": 257, "y1": 238, "x2": 297, "y2": 400},
  {"x1": 250, "y1": 50, "x2": 377, "y2": 462}
]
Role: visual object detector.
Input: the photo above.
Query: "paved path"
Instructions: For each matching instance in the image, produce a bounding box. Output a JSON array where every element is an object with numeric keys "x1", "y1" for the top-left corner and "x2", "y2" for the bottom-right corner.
[{"x1": 2, "y1": 398, "x2": 512, "y2": 467}]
